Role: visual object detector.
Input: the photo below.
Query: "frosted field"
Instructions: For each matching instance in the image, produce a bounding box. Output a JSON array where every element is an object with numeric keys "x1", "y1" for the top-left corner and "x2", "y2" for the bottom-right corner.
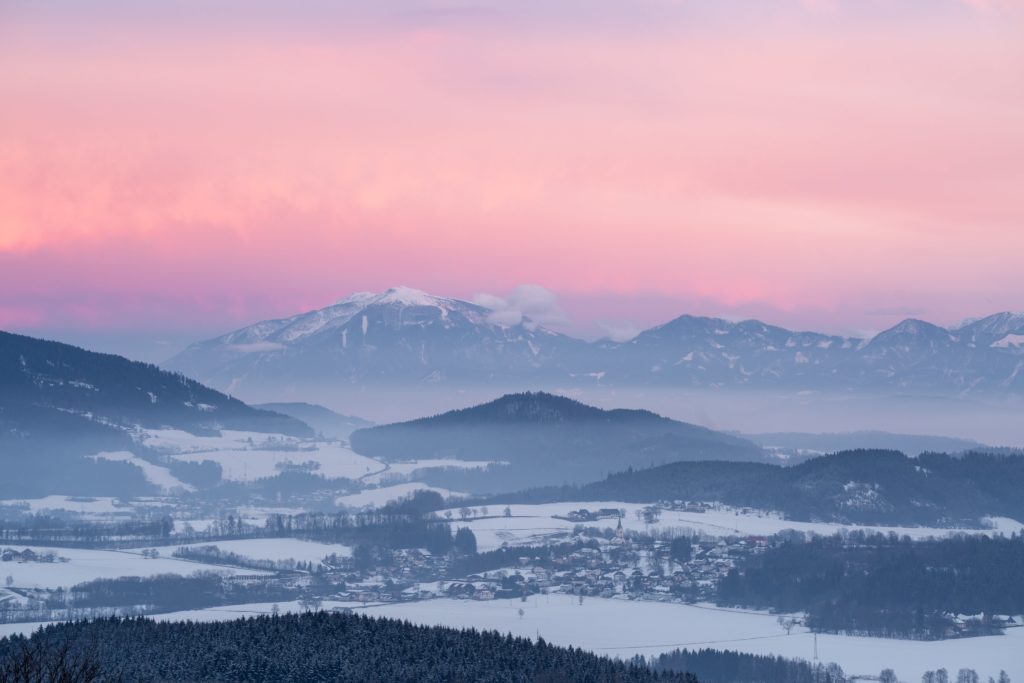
[
  {"x1": 133, "y1": 538, "x2": 353, "y2": 563},
  {"x1": 137, "y1": 429, "x2": 302, "y2": 453},
  {"x1": 448, "y1": 502, "x2": 1024, "y2": 551},
  {"x1": 171, "y1": 442, "x2": 383, "y2": 482},
  {"x1": 0, "y1": 496, "x2": 129, "y2": 516},
  {"x1": 363, "y1": 598, "x2": 1024, "y2": 682},
  {"x1": 91, "y1": 451, "x2": 193, "y2": 492},
  {"x1": 132, "y1": 429, "x2": 386, "y2": 482},
  {"x1": 336, "y1": 483, "x2": 464, "y2": 509},
  {"x1": 362, "y1": 459, "x2": 497, "y2": 485},
  {"x1": 4, "y1": 598, "x2": 1018, "y2": 682},
  {"x1": 0, "y1": 546, "x2": 268, "y2": 589}
]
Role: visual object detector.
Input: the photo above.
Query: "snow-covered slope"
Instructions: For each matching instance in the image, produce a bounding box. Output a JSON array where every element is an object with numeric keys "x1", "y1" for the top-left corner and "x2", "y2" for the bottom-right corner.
[
  {"x1": 164, "y1": 290, "x2": 1024, "y2": 397},
  {"x1": 164, "y1": 287, "x2": 587, "y2": 395}
]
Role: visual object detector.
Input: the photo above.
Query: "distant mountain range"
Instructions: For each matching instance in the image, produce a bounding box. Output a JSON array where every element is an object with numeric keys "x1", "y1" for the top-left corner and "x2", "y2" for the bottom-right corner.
[
  {"x1": 0, "y1": 330, "x2": 311, "y2": 497},
  {"x1": 349, "y1": 392, "x2": 768, "y2": 491},
  {"x1": 745, "y1": 431, "x2": 989, "y2": 459},
  {"x1": 164, "y1": 287, "x2": 1024, "y2": 398}
]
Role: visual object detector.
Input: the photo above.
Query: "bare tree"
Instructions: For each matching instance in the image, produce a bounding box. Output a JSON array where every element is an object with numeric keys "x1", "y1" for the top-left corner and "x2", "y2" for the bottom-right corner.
[
  {"x1": 776, "y1": 616, "x2": 797, "y2": 635},
  {"x1": 299, "y1": 596, "x2": 323, "y2": 612}
]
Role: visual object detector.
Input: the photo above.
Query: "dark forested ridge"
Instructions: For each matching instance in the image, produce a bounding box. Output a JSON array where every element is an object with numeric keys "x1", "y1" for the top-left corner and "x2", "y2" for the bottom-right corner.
[
  {"x1": 0, "y1": 613, "x2": 697, "y2": 683},
  {"x1": 651, "y1": 648, "x2": 841, "y2": 683},
  {"x1": 0, "y1": 330, "x2": 312, "y2": 498},
  {"x1": 350, "y1": 392, "x2": 766, "y2": 491},
  {"x1": 717, "y1": 532, "x2": 1024, "y2": 639},
  {"x1": 488, "y1": 450, "x2": 1024, "y2": 526},
  {"x1": 0, "y1": 331, "x2": 310, "y2": 436}
]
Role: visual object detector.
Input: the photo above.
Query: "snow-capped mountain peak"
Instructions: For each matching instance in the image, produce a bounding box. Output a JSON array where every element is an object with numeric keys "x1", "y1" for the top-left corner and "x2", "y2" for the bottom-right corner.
[
  {"x1": 163, "y1": 295, "x2": 1024, "y2": 398},
  {"x1": 335, "y1": 286, "x2": 454, "y2": 309}
]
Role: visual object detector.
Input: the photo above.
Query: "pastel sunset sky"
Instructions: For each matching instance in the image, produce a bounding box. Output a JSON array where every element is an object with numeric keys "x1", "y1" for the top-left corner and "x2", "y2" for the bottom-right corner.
[{"x1": 2, "y1": 0, "x2": 1022, "y2": 360}]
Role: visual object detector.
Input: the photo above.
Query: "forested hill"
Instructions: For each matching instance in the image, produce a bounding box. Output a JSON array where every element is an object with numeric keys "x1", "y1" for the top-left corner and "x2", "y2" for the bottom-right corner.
[
  {"x1": 717, "y1": 532, "x2": 1024, "y2": 640},
  {"x1": 0, "y1": 612, "x2": 696, "y2": 683},
  {"x1": 350, "y1": 392, "x2": 766, "y2": 490},
  {"x1": 0, "y1": 331, "x2": 311, "y2": 436},
  {"x1": 0, "y1": 331, "x2": 312, "y2": 498},
  {"x1": 491, "y1": 450, "x2": 1024, "y2": 526}
]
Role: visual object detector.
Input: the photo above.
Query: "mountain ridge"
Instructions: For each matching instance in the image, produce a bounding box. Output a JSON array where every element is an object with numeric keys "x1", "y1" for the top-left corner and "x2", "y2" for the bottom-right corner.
[{"x1": 163, "y1": 288, "x2": 1024, "y2": 397}]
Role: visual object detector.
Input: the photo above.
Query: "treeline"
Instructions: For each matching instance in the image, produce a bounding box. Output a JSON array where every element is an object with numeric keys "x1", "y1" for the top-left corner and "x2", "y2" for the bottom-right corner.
[
  {"x1": 717, "y1": 532, "x2": 1024, "y2": 639},
  {"x1": 652, "y1": 649, "x2": 842, "y2": 683},
  {"x1": 0, "y1": 514, "x2": 174, "y2": 546},
  {"x1": 485, "y1": 451, "x2": 1024, "y2": 527},
  {"x1": 0, "y1": 612, "x2": 698, "y2": 683},
  {"x1": 172, "y1": 545, "x2": 319, "y2": 573},
  {"x1": 0, "y1": 508, "x2": 454, "y2": 554},
  {"x1": 0, "y1": 572, "x2": 299, "y2": 624},
  {"x1": 265, "y1": 511, "x2": 454, "y2": 555}
]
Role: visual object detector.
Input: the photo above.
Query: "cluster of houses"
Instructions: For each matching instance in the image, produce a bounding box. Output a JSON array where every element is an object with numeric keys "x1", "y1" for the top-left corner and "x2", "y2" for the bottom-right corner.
[
  {"x1": 1, "y1": 548, "x2": 63, "y2": 563},
  {"x1": 297, "y1": 526, "x2": 770, "y2": 607}
]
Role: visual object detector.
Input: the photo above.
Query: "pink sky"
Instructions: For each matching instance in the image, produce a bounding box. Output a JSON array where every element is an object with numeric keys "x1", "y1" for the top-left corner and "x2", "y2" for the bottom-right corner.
[{"x1": 2, "y1": 0, "x2": 1023, "y2": 359}]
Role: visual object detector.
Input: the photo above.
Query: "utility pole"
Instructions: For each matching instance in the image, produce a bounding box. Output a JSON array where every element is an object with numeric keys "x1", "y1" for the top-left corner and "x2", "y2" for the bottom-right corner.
[{"x1": 813, "y1": 633, "x2": 818, "y2": 661}]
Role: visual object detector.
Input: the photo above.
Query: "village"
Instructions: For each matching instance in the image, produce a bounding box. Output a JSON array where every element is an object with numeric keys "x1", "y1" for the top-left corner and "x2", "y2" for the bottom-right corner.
[{"x1": 311, "y1": 505, "x2": 769, "y2": 608}]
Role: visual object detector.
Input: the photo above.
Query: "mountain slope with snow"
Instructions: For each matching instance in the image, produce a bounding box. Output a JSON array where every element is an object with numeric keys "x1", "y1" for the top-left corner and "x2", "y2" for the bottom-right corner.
[
  {"x1": 165, "y1": 287, "x2": 588, "y2": 395},
  {"x1": 164, "y1": 289, "x2": 1024, "y2": 397}
]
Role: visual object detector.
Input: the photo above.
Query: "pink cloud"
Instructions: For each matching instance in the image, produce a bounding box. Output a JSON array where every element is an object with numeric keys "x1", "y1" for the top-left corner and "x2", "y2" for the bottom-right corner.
[{"x1": 1, "y1": 1, "x2": 1022, "y2": 341}]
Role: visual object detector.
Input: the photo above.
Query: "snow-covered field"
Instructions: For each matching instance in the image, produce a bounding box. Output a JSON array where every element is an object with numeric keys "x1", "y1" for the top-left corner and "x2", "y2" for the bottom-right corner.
[
  {"x1": 0, "y1": 496, "x2": 131, "y2": 516},
  {"x1": 4, "y1": 598, "x2": 1017, "y2": 682},
  {"x1": 447, "y1": 502, "x2": 1024, "y2": 552},
  {"x1": 170, "y1": 442, "x2": 383, "y2": 482},
  {"x1": 132, "y1": 428, "x2": 385, "y2": 482},
  {"x1": 91, "y1": 451, "x2": 193, "y2": 492},
  {"x1": 363, "y1": 598, "x2": 1024, "y2": 682},
  {"x1": 136, "y1": 429, "x2": 295, "y2": 454},
  {"x1": 133, "y1": 538, "x2": 353, "y2": 563},
  {"x1": 336, "y1": 483, "x2": 464, "y2": 509},
  {"x1": 362, "y1": 459, "x2": 497, "y2": 485},
  {"x1": 0, "y1": 546, "x2": 268, "y2": 589}
]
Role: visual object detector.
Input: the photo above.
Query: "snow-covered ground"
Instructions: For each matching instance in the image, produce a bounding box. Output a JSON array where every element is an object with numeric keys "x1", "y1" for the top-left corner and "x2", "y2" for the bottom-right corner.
[
  {"x1": 170, "y1": 442, "x2": 383, "y2": 482},
  {"x1": 362, "y1": 459, "x2": 497, "y2": 485},
  {"x1": 132, "y1": 538, "x2": 353, "y2": 563},
  {"x1": 336, "y1": 483, "x2": 464, "y2": 509},
  {"x1": 133, "y1": 428, "x2": 385, "y2": 482},
  {"x1": 363, "y1": 598, "x2": 1024, "y2": 682},
  {"x1": 4, "y1": 598, "x2": 1017, "y2": 682},
  {"x1": 90, "y1": 451, "x2": 193, "y2": 492},
  {"x1": 446, "y1": 502, "x2": 1024, "y2": 552},
  {"x1": 0, "y1": 496, "x2": 130, "y2": 516},
  {"x1": 136, "y1": 429, "x2": 297, "y2": 454},
  {"x1": 0, "y1": 546, "x2": 269, "y2": 589}
]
